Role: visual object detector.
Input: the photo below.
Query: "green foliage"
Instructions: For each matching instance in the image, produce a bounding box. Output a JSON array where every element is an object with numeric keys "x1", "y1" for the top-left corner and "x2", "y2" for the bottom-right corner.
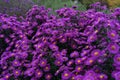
[
  {"x1": 32, "y1": 0, "x2": 86, "y2": 11},
  {"x1": 81, "y1": 0, "x2": 99, "y2": 5},
  {"x1": 34, "y1": 0, "x2": 74, "y2": 10}
]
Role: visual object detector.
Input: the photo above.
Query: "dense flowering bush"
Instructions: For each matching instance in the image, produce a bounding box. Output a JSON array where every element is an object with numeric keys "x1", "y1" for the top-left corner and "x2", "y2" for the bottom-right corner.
[{"x1": 0, "y1": 2, "x2": 120, "y2": 80}]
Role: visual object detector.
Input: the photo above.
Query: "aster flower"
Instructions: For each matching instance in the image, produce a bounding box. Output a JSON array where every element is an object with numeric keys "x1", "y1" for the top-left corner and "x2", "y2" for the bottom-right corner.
[
  {"x1": 75, "y1": 66, "x2": 83, "y2": 72},
  {"x1": 87, "y1": 34, "x2": 97, "y2": 43},
  {"x1": 61, "y1": 70, "x2": 72, "y2": 80},
  {"x1": 81, "y1": 50, "x2": 90, "y2": 57},
  {"x1": 31, "y1": 77, "x2": 37, "y2": 80},
  {"x1": 107, "y1": 42, "x2": 119, "y2": 54},
  {"x1": 70, "y1": 51, "x2": 79, "y2": 58},
  {"x1": 62, "y1": 57, "x2": 68, "y2": 62},
  {"x1": 52, "y1": 52, "x2": 61, "y2": 58},
  {"x1": 54, "y1": 59, "x2": 63, "y2": 66},
  {"x1": 60, "y1": 49, "x2": 67, "y2": 56},
  {"x1": 21, "y1": 44, "x2": 29, "y2": 51},
  {"x1": 114, "y1": 54, "x2": 120, "y2": 65},
  {"x1": 43, "y1": 65, "x2": 51, "y2": 72},
  {"x1": 34, "y1": 43, "x2": 44, "y2": 50},
  {"x1": 71, "y1": 74, "x2": 76, "y2": 80},
  {"x1": 74, "y1": 75, "x2": 83, "y2": 80},
  {"x1": 107, "y1": 30, "x2": 118, "y2": 40},
  {"x1": 67, "y1": 59, "x2": 74, "y2": 66},
  {"x1": 12, "y1": 60, "x2": 21, "y2": 67},
  {"x1": 97, "y1": 74, "x2": 108, "y2": 80},
  {"x1": 59, "y1": 37, "x2": 67, "y2": 43},
  {"x1": 31, "y1": 59, "x2": 39, "y2": 67},
  {"x1": 24, "y1": 68, "x2": 35, "y2": 76},
  {"x1": 13, "y1": 69, "x2": 21, "y2": 77},
  {"x1": 91, "y1": 49, "x2": 101, "y2": 57},
  {"x1": 44, "y1": 28, "x2": 52, "y2": 34},
  {"x1": 114, "y1": 71, "x2": 120, "y2": 80},
  {"x1": 75, "y1": 58, "x2": 82, "y2": 65},
  {"x1": 18, "y1": 52, "x2": 28, "y2": 59},
  {"x1": 49, "y1": 44, "x2": 59, "y2": 51},
  {"x1": 35, "y1": 69, "x2": 43, "y2": 78},
  {"x1": 39, "y1": 59, "x2": 47, "y2": 67},
  {"x1": 45, "y1": 73, "x2": 52, "y2": 80},
  {"x1": 85, "y1": 57, "x2": 96, "y2": 65},
  {"x1": 4, "y1": 73, "x2": 11, "y2": 79},
  {"x1": 83, "y1": 75, "x2": 95, "y2": 80}
]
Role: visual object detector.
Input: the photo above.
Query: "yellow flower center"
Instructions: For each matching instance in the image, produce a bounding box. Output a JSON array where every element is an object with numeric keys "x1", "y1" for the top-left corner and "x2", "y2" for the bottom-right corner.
[
  {"x1": 85, "y1": 46, "x2": 89, "y2": 49},
  {"x1": 100, "y1": 75, "x2": 104, "y2": 79},
  {"x1": 37, "y1": 72, "x2": 41, "y2": 75},
  {"x1": 111, "y1": 45, "x2": 116, "y2": 50},
  {"x1": 38, "y1": 45, "x2": 41, "y2": 48},
  {"x1": 77, "y1": 67, "x2": 81, "y2": 71},
  {"x1": 5, "y1": 75, "x2": 9, "y2": 79},
  {"x1": 64, "y1": 73, "x2": 68, "y2": 77},
  {"x1": 15, "y1": 71, "x2": 19, "y2": 74},
  {"x1": 57, "y1": 61, "x2": 60, "y2": 64},
  {"x1": 94, "y1": 30, "x2": 98, "y2": 33},
  {"x1": 47, "y1": 75, "x2": 51, "y2": 78},
  {"x1": 45, "y1": 67, "x2": 49, "y2": 70},
  {"x1": 94, "y1": 52, "x2": 99, "y2": 56},
  {"x1": 89, "y1": 60, "x2": 93, "y2": 63},
  {"x1": 41, "y1": 61, "x2": 45, "y2": 64},
  {"x1": 117, "y1": 57, "x2": 120, "y2": 61},
  {"x1": 90, "y1": 36, "x2": 94, "y2": 40},
  {"x1": 14, "y1": 61, "x2": 18, "y2": 64},
  {"x1": 111, "y1": 33, "x2": 115, "y2": 37},
  {"x1": 77, "y1": 60, "x2": 81, "y2": 63},
  {"x1": 69, "y1": 61, "x2": 72, "y2": 65},
  {"x1": 71, "y1": 77, "x2": 75, "y2": 80}
]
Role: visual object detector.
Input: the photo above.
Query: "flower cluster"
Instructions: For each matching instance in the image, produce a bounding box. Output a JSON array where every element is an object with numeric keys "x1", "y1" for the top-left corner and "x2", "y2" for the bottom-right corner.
[{"x1": 0, "y1": 2, "x2": 120, "y2": 80}]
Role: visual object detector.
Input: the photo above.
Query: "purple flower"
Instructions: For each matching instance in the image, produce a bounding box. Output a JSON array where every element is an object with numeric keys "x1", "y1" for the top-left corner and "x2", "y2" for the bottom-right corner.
[
  {"x1": 75, "y1": 75, "x2": 83, "y2": 80},
  {"x1": 24, "y1": 68, "x2": 35, "y2": 76},
  {"x1": 18, "y1": 52, "x2": 28, "y2": 59},
  {"x1": 45, "y1": 73, "x2": 52, "y2": 80},
  {"x1": 75, "y1": 66, "x2": 83, "y2": 72},
  {"x1": 83, "y1": 75, "x2": 95, "y2": 80},
  {"x1": 35, "y1": 69, "x2": 43, "y2": 78},
  {"x1": 107, "y1": 43, "x2": 119, "y2": 54},
  {"x1": 91, "y1": 49, "x2": 101, "y2": 57},
  {"x1": 12, "y1": 60, "x2": 21, "y2": 67},
  {"x1": 87, "y1": 34, "x2": 97, "y2": 43},
  {"x1": 70, "y1": 51, "x2": 79, "y2": 58},
  {"x1": 4, "y1": 74, "x2": 11, "y2": 79},
  {"x1": 107, "y1": 30, "x2": 118, "y2": 40},
  {"x1": 13, "y1": 69, "x2": 21, "y2": 77},
  {"x1": 85, "y1": 57, "x2": 96, "y2": 65},
  {"x1": 60, "y1": 49, "x2": 67, "y2": 56},
  {"x1": 43, "y1": 65, "x2": 51, "y2": 72},
  {"x1": 114, "y1": 54, "x2": 120, "y2": 65},
  {"x1": 114, "y1": 71, "x2": 120, "y2": 80},
  {"x1": 39, "y1": 59, "x2": 47, "y2": 67},
  {"x1": 75, "y1": 58, "x2": 82, "y2": 65},
  {"x1": 59, "y1": 37, "x2": 67, "y2": 43},
  {"x1": 49, "y1": 44, "x2": 59, "y2": 51},
  {"x1": 61, "y1": 70, "x2": 71, "y2": 80},
  {"x1": 97, "y1": 74, "x2": 108, "y2": 80},
  {"x1": 34, "y1": 43, "x2": 44, "y2": 50},
  {"x1": 67, "y1": 59, "x2": 74, "y2": 66},
  {"x1": 54, "y1": 59, "x2": 63, "y2": 66}
]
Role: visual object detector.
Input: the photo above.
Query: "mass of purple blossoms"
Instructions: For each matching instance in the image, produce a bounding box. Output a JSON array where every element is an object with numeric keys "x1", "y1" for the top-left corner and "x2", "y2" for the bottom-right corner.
[{"x1": 0, "y1": 2, "x2": 120, "y2": 80}]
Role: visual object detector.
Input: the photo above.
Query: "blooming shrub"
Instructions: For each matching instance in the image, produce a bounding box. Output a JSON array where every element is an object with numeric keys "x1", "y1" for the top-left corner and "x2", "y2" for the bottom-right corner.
[{"x1": 0, "y1": 2, "x2": 120, "y2": 80}]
